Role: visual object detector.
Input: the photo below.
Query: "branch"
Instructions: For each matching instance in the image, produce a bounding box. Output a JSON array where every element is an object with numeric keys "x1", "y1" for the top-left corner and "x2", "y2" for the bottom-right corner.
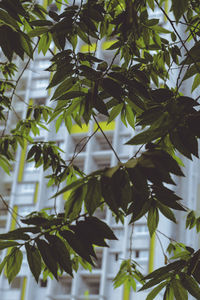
[
  {"x1": 1, "y1": 40, "x2": 39, "y2": 137},
  {"x1": 93, "y1": 115, "x2": 121, "y2": 163},
  {"x1": 155, "y1": 0, "x2": 200, "y2": 75},
  {"x1": 0, "y1": 195, "x2": 21, "y2": 227}
]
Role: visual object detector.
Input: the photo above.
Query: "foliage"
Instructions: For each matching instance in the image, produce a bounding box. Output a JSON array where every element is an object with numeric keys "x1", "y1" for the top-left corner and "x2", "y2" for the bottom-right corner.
[{"x1": 1, "y1": 0, "x2": 200, "y2": 299}]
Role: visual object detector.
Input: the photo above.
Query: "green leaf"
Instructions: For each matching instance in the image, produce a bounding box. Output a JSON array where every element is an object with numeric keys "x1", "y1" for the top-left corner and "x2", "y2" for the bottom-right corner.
[
  {"x1": 192, "y1": 73, "x2": 200, "y2": 92},
  {"x1": 28, "y1": 27, "x2": 49, "y2": 37},
  {"x1": 0, "y1": 255, "x2": 9, "y2": 274},
  {"x1": 172, "y1": 0, "x2": 189, "y2": 22},
  {"x1": 171, "y1": 279, "x2": 188, "y2": 300},
  {"x1": 0, "y1": 241, "x2": 19, "y2": 250},
  {"x1": 146, "y1": 281, "x2": 167, "y2": 300},
  {"x1": 164, "y1": 285, "x2": 174, "y2": 300},
  {"x1": 52, "y1": 178, "x2": 86, "y2": 198},
  {"x1": 107, "y1": 103, "x2": 124, "y2": 124},
  {"x1": 85, "y1": 178, "x2": 102, "y2": 215},
  {"x1": 6, "y1": 247, "x2": 23, "y2": 283},
  {"x1": 150, "y1": 25, "x2": 171, "y2": 34},
  {"x1": 180, "y1": 273, "x2": 200, "y2": 299},
  {"x1": 125, "y1": 105, "x2": 135, "y2": 129},
  {"x1": 147, "y1": 206, "x2": 159, "y2": 237},
  {"x1": 51, "y1": 77, "x2": 75, "y2": 100},
  {"x1": 36, "y1": 239, "x2": 58, "y2": 279},
  {"x1": 25, "y1": 244, "x2": 42, "y2": 283},
  {"x1": 156, "y1": 201, "x2": 177, "y2": 223},
  {"x1": 186, "y1": 211, "x2": 196, "y2": 229},
  {"x1": 65, "y1": 184, "x2": 87, "y2": 220},
  {"x1": 147, "y1": 0, "x2": 155, "y2": 10}
]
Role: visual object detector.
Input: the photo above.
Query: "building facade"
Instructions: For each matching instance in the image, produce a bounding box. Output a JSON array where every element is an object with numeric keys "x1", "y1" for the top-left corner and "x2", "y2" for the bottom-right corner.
[{"x1": 0, "y1": 1, "x2": 199, "y2": 300}]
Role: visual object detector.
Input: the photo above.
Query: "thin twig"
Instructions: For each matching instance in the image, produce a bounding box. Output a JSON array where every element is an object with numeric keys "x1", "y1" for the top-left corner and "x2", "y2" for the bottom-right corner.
[
  {"x1": 68, "y1": 127, "x2": 99, "y2": 166},
  {"x1": 1, "y1": 40, "x2": 39, "y2": 137},
  {"x1": 129, "y1": 224, "x2": 134, "y2": 261},
  {"x1": 155, "y1": 0, "x2": 200, "y2": 74},
  {"x1": 155, "y1": 231, "x2": 169, "y2": 264},
  {"x1": 93, "y1": 115, "x2": 121, "y2": 163},
  {"x1": 0, "y1": 195, "x2": 21, "y2": 227}
]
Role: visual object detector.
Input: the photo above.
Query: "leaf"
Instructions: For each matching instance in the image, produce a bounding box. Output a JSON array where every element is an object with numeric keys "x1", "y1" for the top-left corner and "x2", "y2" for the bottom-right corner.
[
  {"x1": 28, "y1": 27, "x2": 49, "y2": 37},
  {"x1": 45, "y1": 235, "x2": 73, "y2": 276},
  {"x1": 52, "y1": 178, "x2": 86, "y2": 198},
  {"x1": 125, "y1": 105, "x2": 135, "y2": 129},
  {"x1": 21, "y1": 216, "x2": 48, "y2": 226},
  {"x1": 147, "y1": 206, "x2": 159, "y2": 237},
  {"x1": 55, "y1": 91, "x2": 86, "y2": 101},
  {"x1": 126, "y1": 126, "x2": 168, "y2": 145},
  {"x1": 51, "y1": 77, "x2": 75, "y2": 100},
  {"x1": 25, "y1": 244, "x2": 42, "y2": 282},
  {"x1": 85, "y1": 217, "x2": 117, "y2": 240},
  {"x1": 85, "y1": 178, "x2": 102, "y2": 215},
  {"x1": 172, "y1": 0, "x2": 189, "y2": 22},
  {"x1": 144, "y1": 260, "x2": 186, "y2": 280},
  {"x1": 151, "y1": 25, "x2": 171, "y2": 34},
  {"x1": 36, "y1": 239, "x2": 58, "y2": 279},
  {"x1": 171, "y1": 279, "x2": 188, "y2": 300},
  {"x1": 107, "y1": 103, "x2": 124, "y2": 124},
  {"x1": 186, "y1": 211, "x2": 196, "y2": 229},
  {"x1": 140, "y1": 273, "x2": 170, "y2": 291},
  {"x1": 65, "y1": 184, "x2": 87, "y2": 220},
  {"x1": 59, "y1": 230, "x2": 94, "y2": 265},
  {"x1": 0, "y1": 228, "x2": 30, "y2": 240},
  {"x1": 0, "y1": 241, "x2": 19, "y2": 250},
  {"x1": 101, "y1": 78, "x2": 123, "y2": 100},
  {"x1": 47, "y1": 64, "x2": 74, "y2": 89},
  {"x1": 180, "y1": 273, "x2": 200, "y2": 299},
  {"x1": 146, "y1": 281, "x2": 167, "y2": 300},
  {"x1": 192, "y1": 73, "x2": 200, "y2": 92},
  {"x1": 6, "y1": 247, "x2": 23, "y2": 283},
  {"x1": 147, "y1": 0, "x2": 155, "y2": 10},
  {"x1": 156, "y1": 201, "x2": 177, "y2": 223},
  {"x1": 164, "y1": 285, "x2": 174, "y2": 300},
  {"x1": 0, "y1": 255, "x2": 9, "y2": 274}
]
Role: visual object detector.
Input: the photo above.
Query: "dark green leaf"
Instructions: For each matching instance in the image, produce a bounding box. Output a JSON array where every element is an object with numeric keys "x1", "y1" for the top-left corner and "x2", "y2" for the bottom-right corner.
[
  {"x1": 0, "y1": 241, "x2": 19, "y2": 250},
  {"x1": 146, "y1": 281, "x2": 167, "y2": 300},
  {"x1": 171, "y1": 279, "x2": 188, "y2": 300},
  {"x1": 140, "y1": 273, "x2": 170, "y2": 291},
  {"x1": 147, "y1": 206, "x2": 159, "y2": 237},
  {"x1": 180, "y1": 273, "x2": 200, "y2": 299},
  {"x1": 65, "y1": 184, "x2": 87, "y2": 220},
  {"x1": 25, "y1": 244, "x2": 42, "y2": 282},
  {"x1": 101, "y1": 78, "x2": 123, "y2": 100},
  {"x1": 126, "y1": 126, "x2": 168, "y2": 145},
  {"x1": 45, "y1": 235, "x2": 73, "y2": 276},
  {"x1": 85, "y1": 178, "x2": 102, "y2": 215},
  {"x1": 0, "y1": 228, "x2": 30, "y2": 240},
  {"x1": 145, "y1": 260, "x2": 186, "y2": 280},
  {"x1": 36, "y1": 239, "x2": 58, "y2": 279},
  {"x1": 51, "y1": 77, "x2": 76, "y2": 100},
  {"x1": 156, "y1": 201, "x2": 177, "y2": 223},
  {"x1": 59, "y1": 230, "x2": 94, "y2": 265}
]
